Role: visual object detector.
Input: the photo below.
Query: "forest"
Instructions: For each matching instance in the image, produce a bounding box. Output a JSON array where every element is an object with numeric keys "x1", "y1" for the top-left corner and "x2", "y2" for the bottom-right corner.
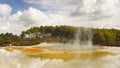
[{"x1": 0, "y1": 26, "x2": 120, "y2": 47}]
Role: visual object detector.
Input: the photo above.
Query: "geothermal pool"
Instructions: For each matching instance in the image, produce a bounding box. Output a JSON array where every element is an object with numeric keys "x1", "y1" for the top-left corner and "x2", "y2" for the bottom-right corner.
[{"x1": 0, "y1": 45, "x2": 120, "y2": 68}]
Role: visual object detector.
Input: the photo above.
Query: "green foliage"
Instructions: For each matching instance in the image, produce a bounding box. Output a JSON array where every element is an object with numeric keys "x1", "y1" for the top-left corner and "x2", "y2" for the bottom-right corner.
[
  {"x1": 93, "y1": 28, "x2": 120, "y2": 46},
  {"x1": 20, "y1": 26, "x2": 77, "y2": 45},
  {"x1": 0, "y1": 26, "x2": 120, "y2": 47},
  {"x1": 0, "y1": 33, "x2": 22, "y2": 46}
]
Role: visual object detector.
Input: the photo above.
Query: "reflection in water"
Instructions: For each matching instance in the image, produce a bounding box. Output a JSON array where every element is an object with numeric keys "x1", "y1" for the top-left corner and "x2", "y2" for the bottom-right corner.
[{"x1": 0, "y1": 48, "x2": 120, "y2": 68}]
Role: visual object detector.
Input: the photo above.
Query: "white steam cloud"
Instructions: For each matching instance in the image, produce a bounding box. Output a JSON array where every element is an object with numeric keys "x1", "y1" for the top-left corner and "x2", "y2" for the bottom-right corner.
[{"x1": 0, "y1": 48, "x2": 120, "y2": 68}]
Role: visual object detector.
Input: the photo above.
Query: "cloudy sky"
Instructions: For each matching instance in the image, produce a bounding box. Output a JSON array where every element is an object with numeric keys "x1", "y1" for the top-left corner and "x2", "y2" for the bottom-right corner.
[{"x1": 0, "y1": 0, "x2": 120, "y2": 35}]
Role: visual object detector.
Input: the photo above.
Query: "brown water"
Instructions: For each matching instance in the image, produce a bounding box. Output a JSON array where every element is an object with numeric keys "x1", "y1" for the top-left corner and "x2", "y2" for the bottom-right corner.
[{"x1": 0, "y1": 46, "x2": 120, "y2": 68}]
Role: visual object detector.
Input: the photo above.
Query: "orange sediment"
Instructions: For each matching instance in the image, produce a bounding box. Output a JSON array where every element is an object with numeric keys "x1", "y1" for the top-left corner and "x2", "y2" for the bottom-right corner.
[
  {"x1": 5, "y1": 47, "x2": 117, "y2": 61},
  {"x1": 22, "y1": 48, "x2": 45, "y2": 53},
  {"x1": 5, "y1": 47, "x2": 54, "y2": 53}
]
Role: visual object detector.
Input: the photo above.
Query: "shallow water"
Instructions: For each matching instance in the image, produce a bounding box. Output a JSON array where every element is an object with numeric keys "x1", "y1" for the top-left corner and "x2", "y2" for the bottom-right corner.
[{"x1": 0, "y1": 47, "x2": 120, "y2": 68}]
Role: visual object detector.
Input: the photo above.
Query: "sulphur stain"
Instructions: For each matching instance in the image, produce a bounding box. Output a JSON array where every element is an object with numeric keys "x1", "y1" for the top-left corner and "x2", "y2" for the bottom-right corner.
[{"x1": 5, "y1": 47, "x2": 117, "y2": 61}]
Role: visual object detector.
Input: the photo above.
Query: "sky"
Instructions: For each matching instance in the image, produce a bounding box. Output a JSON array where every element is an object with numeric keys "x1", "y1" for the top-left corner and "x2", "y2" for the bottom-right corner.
[{"x1": 0, "y1": 0, "x2": 120, "y2": 35}]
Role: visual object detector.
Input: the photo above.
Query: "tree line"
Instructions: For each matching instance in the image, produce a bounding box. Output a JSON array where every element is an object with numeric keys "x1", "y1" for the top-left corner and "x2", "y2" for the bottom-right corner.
[{"x1": 0, "y1": 26, "x2": 120, "y2": 47}]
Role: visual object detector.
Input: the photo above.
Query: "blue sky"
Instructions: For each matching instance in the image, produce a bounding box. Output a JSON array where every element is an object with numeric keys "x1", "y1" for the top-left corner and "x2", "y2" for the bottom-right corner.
[
  {"x1": 0, "y1": 0, "x2": 29, "y2": 14},
  {"x1": 0, "y1": 0, "x2": 49, "y2": 14},
  {"x1": 0, "y1": 0, "x2": 120, "y2": 34}
]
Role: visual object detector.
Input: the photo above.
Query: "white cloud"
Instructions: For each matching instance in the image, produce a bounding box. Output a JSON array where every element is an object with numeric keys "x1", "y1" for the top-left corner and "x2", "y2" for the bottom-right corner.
[
  {"x1": 0, "y1": 7, "x2": 66, "y2": 34},
  {"x1": 23, "y1": 0, "x2": 120, "y2": 19},
  {"x1": 0, "y1": 21, "x2": 10, "y2": 30},
  {"x1": 0, "y1": 4, "x2": 12, "y2": 16},
  {"x1": 19, "y1": 7, "x2": 49, "y2": 26},
  {"x1": 0, "y1": 4, "x2": 12, "y2": 31},
  {"x1": 23, "y1": 0, "x2": 79, "y2": 14},
  {"x1": 0, "y1": 4, "x2": 25, "y2": 35},
  {"x1": 1, "y1": 0, "x2": 120, "y2": 35},
  {"x1": 11, "y1": 7, "x2": 66, "y2": 27},
  {"x1": 23, "y1": 0, "x2": 120, "y2": 28},
  {"x1": 70, "y1": 0, "x2": 120, "y2": 20}
]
